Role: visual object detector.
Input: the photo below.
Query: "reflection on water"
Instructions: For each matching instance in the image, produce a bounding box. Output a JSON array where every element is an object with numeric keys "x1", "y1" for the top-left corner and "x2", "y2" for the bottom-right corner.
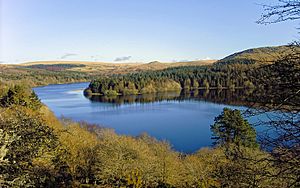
[{"x1": 86, "y1": 89, "x2": 255, "y2": 107}]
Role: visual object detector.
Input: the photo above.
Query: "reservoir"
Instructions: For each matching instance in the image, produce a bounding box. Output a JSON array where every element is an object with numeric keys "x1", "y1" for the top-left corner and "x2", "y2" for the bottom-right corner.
[{"x1": 34, "y1": 82, "x2": 249, "y2": 153}]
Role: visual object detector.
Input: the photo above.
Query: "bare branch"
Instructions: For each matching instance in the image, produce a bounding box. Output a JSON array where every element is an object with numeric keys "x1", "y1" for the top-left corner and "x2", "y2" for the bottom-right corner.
[{"x1": 257, "y1": 0, "x2": 300, "y2": 24}]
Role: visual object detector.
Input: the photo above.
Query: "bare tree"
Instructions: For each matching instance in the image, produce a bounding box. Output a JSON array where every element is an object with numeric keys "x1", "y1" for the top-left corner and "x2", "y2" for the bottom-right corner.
[
  {"x1": 236, "y1": 1, "x2": 300, "y2": 186},
  {"x1": 248, "y1": 49, "x2": 300, "y2": 186},
  {"x1": 257, "y1": 0, "x2": 300, "y2": 24}
]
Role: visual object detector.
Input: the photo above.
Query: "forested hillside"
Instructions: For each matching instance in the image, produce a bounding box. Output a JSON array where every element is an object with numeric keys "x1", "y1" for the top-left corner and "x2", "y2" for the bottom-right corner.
[
  {"x1": 85, "y1": 45, "x2": 300, "y2": 97},
  {"x1": 216, "y1": 45, "x2": 300, "y2": 65},
  {"x1": 85, "y1": 63, "x2": 263, "y2": 96}
]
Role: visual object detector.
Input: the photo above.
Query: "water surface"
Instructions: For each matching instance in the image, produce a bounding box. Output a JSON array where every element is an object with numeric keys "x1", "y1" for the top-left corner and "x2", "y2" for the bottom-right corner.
[{"x1": 34, "y1": 82, "x2": 249, "y2": 153}]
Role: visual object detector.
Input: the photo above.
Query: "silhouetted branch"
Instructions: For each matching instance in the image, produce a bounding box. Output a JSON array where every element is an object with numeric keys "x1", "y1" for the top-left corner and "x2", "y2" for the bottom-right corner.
[{"x1": 257, "y1": 0, "x2": 300, "y2": 24}]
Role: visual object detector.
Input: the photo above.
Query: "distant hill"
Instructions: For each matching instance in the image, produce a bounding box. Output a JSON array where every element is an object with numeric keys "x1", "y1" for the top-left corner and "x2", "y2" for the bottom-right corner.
[
  {"x1": 2, "y1": 45, "x2": 297, "y2": 87},
  {"x1": 0, "y1": 59, "x2": 216, "y2": 87},
  {"x1": 18, "y1": 60, "x2": 216, "y2": 75},
  {"x1": 216, "y1": 45, "x2": 300, "y2": 65},
  {"x1": 134, "y1": 60, "x2": 216, "y2": 71}
]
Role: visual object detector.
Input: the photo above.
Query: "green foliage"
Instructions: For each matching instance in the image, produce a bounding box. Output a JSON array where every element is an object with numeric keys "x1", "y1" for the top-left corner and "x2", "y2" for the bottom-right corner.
[
  {"x1": 0, "y1": 66, "x2": 92, "y2": 87},
  {"x1": 0, "y1": 85, "x2": 42, "y2": 110},
  {"x1": 203, "y1": 79, "x2": 210, "y2": 90},
  {"x1": 211, "y1": 108, "x2": 258, "y2": 148},
  {"x1": 87, "y1": 63, "x2": 260, "y2": 96},
  {"x1": 104, "y1": 88, "x2": 119, "y2": 96}
]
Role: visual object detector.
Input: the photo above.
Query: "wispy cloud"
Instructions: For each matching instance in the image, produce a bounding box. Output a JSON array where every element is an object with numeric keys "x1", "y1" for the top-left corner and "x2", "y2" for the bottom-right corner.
[
  {"x1": 60, "y1": 53, "x2": 78, "y2": 59},
  {"x1": 114, "y1": 56, "x2": 131, "y2": 62},
  {"x1": 90, "y1": 55, "x2": 101, "y2": 61},
  {"x1": 172, "y1": 59, "x2": 190, "y2": 62}
]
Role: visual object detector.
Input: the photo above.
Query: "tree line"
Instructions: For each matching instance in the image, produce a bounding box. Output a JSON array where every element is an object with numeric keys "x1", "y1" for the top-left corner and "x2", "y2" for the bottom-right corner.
[{"x1": 84, "y1": 60, "x2": 278, "y2": 96}]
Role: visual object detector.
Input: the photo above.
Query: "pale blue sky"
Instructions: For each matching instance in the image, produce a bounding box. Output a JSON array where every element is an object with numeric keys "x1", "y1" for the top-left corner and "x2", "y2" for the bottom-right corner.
[{"x1": 0, "y1": 0, "x2": 298, "y2": 63}]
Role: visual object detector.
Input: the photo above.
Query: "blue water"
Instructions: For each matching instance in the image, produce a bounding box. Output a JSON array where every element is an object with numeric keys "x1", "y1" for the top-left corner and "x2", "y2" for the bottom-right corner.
[{"x1": 34, "y1": 82, "x2": 248, "y2": 153}]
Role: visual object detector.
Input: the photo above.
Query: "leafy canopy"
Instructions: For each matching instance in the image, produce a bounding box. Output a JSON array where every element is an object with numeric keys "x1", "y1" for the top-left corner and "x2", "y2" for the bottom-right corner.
[{"x1": 211, "y1": 108, "x2": 258, "y2": 148}]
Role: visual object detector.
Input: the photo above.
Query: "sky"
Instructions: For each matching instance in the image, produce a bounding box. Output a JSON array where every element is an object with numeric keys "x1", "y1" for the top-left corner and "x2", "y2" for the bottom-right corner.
[{"x1": 0, "y1": 0, "x2": 299, "y2": 64}]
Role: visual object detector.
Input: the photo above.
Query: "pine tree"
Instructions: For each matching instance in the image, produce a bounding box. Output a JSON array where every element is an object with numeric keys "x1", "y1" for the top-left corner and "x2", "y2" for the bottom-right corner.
[{"x1": 211, "y1": 108, "x2": 258, "y2": 148}]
